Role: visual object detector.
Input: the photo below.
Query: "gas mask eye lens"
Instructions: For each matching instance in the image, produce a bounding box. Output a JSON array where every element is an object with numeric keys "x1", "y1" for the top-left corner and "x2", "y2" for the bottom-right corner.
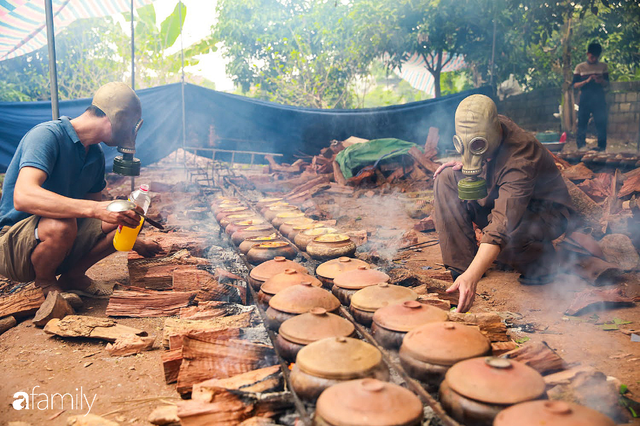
[
  {"x1": 453, "y1": 135, "x2": 464, "y2": 154},
  {"x1": 469, "y1": 137, "x2": 488, "y2": 155}
]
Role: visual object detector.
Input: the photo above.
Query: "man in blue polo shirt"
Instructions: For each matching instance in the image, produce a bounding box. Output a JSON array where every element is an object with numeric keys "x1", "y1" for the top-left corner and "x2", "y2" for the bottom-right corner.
[{"x1": 0, "y1": 82, "x2": 161, "y2": 297}]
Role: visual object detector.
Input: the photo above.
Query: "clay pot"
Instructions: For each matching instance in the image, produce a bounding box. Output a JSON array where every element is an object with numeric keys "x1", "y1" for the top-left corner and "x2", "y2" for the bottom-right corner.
[
  {"x1": 279, "y1": 218, "x2": 316, "y2": 240},
  {"x1": 494, "y1": 400, "x2": 616, "y2": 426},
  {"x1": 332, "y1": 265, "x2": 390, "y2": 305},
  {"x1": 239, "y1": 234, "x2": 281, "y2": 255},
  {"x1": 307, "y1": 233, "x2": 357, "y2": 260},
  {"x1": 257, "y1": 269, "x2": 322, "y2": 308},
  {"x1": 314, "y1": 379, "x2": 423, "y2": 426},
  {"x1": 399, "y1": 322, "x2": 491, "y2": 390},
  {"x1": 247, "y1": 256, "x2": 307, "y2": 291},
  {"x1": 294, "y1": 227, "x2": 338, "y2": 251},
  {"x1": 371, "y1": 300, "x2": 448, "y2": 349},
  {"x1": 215, "y1": 206, "x2": 250, "y2": 222},
  {"x1": 246, "y1": 241, "x2": 297, "y2": 265},
  {"x1": 258, "y1": 200, "x2": 289, "y2": 214},
  {"x1": 256, "y1": 197, "x2": 284, "y2": 210},
  {"x1": 275, "y1": 307, "x2": 355, "y2": 362},
  {"x1": 290, "y1": 337, "x2": 390, "y2": 401},
  {"x1": 272, "y1": 211, "x2": 306, "y2": 229},
  {"x1": 265, "y1": 282, "x2": 341, "y2": 331},
  {"x1": 315, "y1": 256, "x2": 371, "y2": 288},
  {"x1": 349, "y1": 283, "x2": 418, "y2": 327},
  {"x1": 265, "y1": 205, "x2": 299, "y2": 222},
  {"x1": 231, "y1": 224, "x2": 275, "y2": 246},
  {"x1": 287, "y1": 222, "x2": 324, "y2": 241},
  {"x1": 220, "y1": 213, "x2": 259, "y2": 229},
  {"x1": 439, "y1": 357, "x2": 547, "y2": 426},
  {"x1": 212, "y1": 201, "x2": 243, "y2": 215},
  {"x1": 225, "y1": 218, "x2": 267, "y2": 235}
]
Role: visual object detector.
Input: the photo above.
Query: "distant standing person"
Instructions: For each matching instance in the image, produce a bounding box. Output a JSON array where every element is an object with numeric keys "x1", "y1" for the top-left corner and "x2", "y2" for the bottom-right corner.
[{"x1": 573, "y1": 42, "x2": 609, "y2": 151}]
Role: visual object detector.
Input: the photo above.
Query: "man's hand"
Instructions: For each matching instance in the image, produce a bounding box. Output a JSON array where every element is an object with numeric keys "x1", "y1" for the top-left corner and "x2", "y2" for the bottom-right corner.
[
  {"x1": 92, "y1": 201, "x2": 141, "y2": 228},
  {"x1": 134, "y1": 238, "x2": 164, "y2": 258},
  {"x1": 446, "y1": 272, "x2": 479, "y2": 313},
  {"x1": 433, "y1": 160, "x2": 463, "y2": 179}
]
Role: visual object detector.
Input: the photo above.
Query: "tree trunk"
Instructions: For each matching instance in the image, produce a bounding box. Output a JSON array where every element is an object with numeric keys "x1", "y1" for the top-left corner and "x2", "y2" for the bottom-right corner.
[
  {"x1": 433, "y1": 51, "x2": 443, "y2": 98},
  {"x1": 560, "y1": 15, "x2": 577, "y2": 133}
]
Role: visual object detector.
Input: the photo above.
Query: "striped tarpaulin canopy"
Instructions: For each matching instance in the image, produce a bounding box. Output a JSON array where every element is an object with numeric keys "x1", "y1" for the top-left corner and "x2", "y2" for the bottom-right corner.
[
  {"x1": 0, "y1": 0, "x2": 153, "y2": 61},
  {"x1": 394, "y1": 51, "x2": 467, "y2": 96}
]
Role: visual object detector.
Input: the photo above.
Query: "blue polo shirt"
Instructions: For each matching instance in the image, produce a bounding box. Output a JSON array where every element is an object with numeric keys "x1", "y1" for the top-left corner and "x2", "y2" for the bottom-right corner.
[{"x1": 0, "y1": 116, "x2": 106, "y2": 228}]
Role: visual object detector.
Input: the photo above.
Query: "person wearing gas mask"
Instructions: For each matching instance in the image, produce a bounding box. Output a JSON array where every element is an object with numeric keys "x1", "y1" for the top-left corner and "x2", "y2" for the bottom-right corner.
[
  {"x1": 433, "y1": 94, "x2": 575, "y2": 313},
  {"x1": 0, "y1": 82, "x2": 162, "y2": 297}
]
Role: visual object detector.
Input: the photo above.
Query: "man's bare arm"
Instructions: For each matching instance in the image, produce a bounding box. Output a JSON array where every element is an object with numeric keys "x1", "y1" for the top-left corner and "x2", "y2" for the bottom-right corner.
[
  {"x1": 446, "y1": 243, "x2": 501, "y2": 313},
  {"x1": 14, "y1": 166, "x2": 139, "y2": 227}
]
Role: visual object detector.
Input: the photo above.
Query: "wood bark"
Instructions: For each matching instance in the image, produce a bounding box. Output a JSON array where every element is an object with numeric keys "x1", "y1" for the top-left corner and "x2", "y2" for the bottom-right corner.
[
  {"x1": 44, "y1": 315, "x2": 147, "y2": 342},
  {"x1": 162, "y1": 313, "x2": 252, "y2": 348},
  {"x1": 106, "y1": 333, "x2": 155, "y2": 357},
  {"x1": 162, "y1": 348, "x2": 183, "y2": 384},
  {"x1": 447, "y1": 312, "x2": 509, "y2": 342},
  {"x1": 106, "y1": 290, "x2": 197, "y2": 318},
  {"x1": 407, "y1": 146, "x2": 440, "y2": 174},
  {"x1": 491, "y1": 341, "x2": 518, "y2": 356},
  {"x1": 169, "y1": 327, "x2": 241, "y2": 351},
  {"x1": 32, "y1": 291, "x2": 74, "y2": 327},
  {"x1": 173, "y1": 269, "x2": 245, "y2": 304},
  {"x1": 503, "y1": 342, "x2": 567, "y2": 375},
  {"x1": 0, "y1": 284, "x2": 45, "y2": 318},
  {"x1": 192, "y1": 365, "x2": 282, "y2": 402},
  {"x1": 332, "y1": 160, "x2": 347, "y2": 186},
  {"x1": 127, "y1": 249, "x2": 210, "y2": 288},
  {"x1": 0, "y1": 315, "x2": 17, "y2": 335}
]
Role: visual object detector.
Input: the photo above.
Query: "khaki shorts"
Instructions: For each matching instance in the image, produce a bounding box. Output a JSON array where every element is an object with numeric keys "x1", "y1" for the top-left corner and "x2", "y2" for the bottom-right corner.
[{"x1": 0, "y1": 215, "x2": 105, "y2": 282}]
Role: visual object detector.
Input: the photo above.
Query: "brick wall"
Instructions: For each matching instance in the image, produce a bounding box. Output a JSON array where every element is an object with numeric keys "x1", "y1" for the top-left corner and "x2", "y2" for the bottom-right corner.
[{"x1": 495, "y1": 81, "x2": 640, "y2": 143}]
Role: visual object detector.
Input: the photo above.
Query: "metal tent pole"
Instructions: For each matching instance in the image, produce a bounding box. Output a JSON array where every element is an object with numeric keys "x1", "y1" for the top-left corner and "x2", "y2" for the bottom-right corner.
[
  {"x1": 44, "y1": 0, "x2": 59, "y2": 120},
  {"x1": 130, "y1": 0, "x2": 136, "y2": 192},
  {"x1": 179, "y1": 2, "x2": 186, "y2": 150}
]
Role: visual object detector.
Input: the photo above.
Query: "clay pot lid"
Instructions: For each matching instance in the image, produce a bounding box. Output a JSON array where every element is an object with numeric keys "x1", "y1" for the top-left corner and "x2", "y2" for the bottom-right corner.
[
  {"x1": 268, "y1": 282, "x2": 341, "y2": 314},
  {"x1": 268, "y1": 205, "x2": 298, "y2": 213},
  {"x1": 233, "y1": 218, "x2": 266, "y2": 226},
  {"x1": 283, "y1": 217, "x2": 315, "y2": 227},
  {"x1": 350, "y1": 283, "x2": 418, "y2": 312},
  {"x1": 316, "y1": 257, "x2": 371, "y2": 280},
  {"x1": 296, "y1": 337, "x2": 382, "y2": 379},
  {"x1": 333, "y1": 266, "x2": 390, "y2": 290},
  {"x1": 445, "y1": 357, "x2": 546, "y2": 405},
  {"x1": 293, "y1": 222, "x2": 323, "y2": 231},
  {"x1": 316, "y1": 379, "x2": 422, "y2": 426},
  {"x1": 225, "y1": 213, "x2": 256, "y2": 221},
  {"x1": 373, "y1": 300, "x2": 448, "y2": 332},
  {"x1": 252, "y1": 241, "x2": 291, "y2": 249},
  {"x1": 275, "y1": 211, "x2": 305, "y2": 220},
  {"x1": 401, "y1": 322, "x2": 490, "y2": 366},
  {"x1": 246, "y1": 233, "x2": 279, "y2": 242},
  {"x1": 313, "y1": 233, "x2": 351, "y2": 243},
  {"x1": 494, "y1": 400, "x2": 617, "y2": 426},
  {"x1": 249, "y1": 256, "x2": 307, "y2": 282},
  {"x1": 258, "y1": 197, "x2": 283, "y2": 204},
  {"x1": 219, "y1": 206, "x2": 249, "y2": 213},
  {"x1": 300, "y1": 227, "x2": 338, "y2": 237},
  {"x1": 279, "y1": 308, "x2": 355, "y2": 345},
  {"x1": 261, "y1": 269, "x2": 323, "y2": 295},
  {"x1": 241, "y1": 224, "x2": 273, "y2": 231}
]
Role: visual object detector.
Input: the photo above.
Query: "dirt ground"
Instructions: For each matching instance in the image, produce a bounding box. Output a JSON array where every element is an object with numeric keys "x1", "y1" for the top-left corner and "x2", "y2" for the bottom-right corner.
[{"x1": 1, "y1": 152, "x2": 640, "y2": 425}]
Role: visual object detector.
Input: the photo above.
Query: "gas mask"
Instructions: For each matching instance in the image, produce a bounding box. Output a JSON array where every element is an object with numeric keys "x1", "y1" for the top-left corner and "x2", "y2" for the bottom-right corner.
[
  {"x1": 91, "y1": 82, "x2": 143, "y2": 176},
  {"x1": 452, "y1": 94, "x2": 502, "y2": 200}
]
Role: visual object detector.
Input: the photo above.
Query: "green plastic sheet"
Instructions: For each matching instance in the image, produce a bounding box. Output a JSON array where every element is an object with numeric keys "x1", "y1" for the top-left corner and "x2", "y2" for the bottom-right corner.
[{"x1": 335, "y1": 138, "x2": 419, "y2": 179}]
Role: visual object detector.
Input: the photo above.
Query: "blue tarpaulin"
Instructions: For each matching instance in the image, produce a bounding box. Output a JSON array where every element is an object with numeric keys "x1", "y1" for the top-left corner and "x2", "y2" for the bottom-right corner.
[{"x1": 0, "y1": 83, "x2": 492, "y2": 172}]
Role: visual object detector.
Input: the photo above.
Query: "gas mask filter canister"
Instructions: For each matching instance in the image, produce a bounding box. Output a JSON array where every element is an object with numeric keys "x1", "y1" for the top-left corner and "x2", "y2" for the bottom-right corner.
[{"x1": 453, "y1": 94, "x2": 502, "y2": 200}]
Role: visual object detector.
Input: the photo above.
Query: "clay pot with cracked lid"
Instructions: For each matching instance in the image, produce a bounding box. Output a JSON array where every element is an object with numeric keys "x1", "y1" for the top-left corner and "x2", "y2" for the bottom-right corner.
[
  {"x1": 279, "y1": 217, "x2": 316, "y2": 239},
  {"x1": 275, "y1": 307, "x2": 355, "y2": 362},
  {"x1": 246, "y1": 241, "x2": 296, "y2": 265},
  {"x1": 314, "y1": 378, "x2": 423, "y2": 426},
  {"x1": 307, "y1": 233, "x2": 357, "y2": 261},
  {"x1": 371, "y1": 300, "x2": 448, "y2": 349},
  {"x1": 439, "y1": 357, "x2": 547, "y2": 426},
  {"x1": 349, "y1": 283, "x2": 418, "y2": 327},
  {"x1": 272, "y1": 211, "x2": 306, "y2": 229},
  {"x1": 220, "y1": 213, "x2": 259, "y2": 229},
  {"x1": 265, "y1": 204, "x2": 299, "y2": 222},
  {"x1": 231, "y1": 224, "x2": 275, "y2": 246},
  {"x1": 493, "y1": 400, "x2": 616, "y2": 426},
  {"x1": 290, "y1": 337, "x2": 390, "y2": 401},
  {"x1": 248, "y1": 256, "x2": 307, "y2": 290},
  {"x1": 225, "y1": 217, "x2": 267, "y2": 235},
  {"x1": 315, "y1": 256, "x2": 371, "y2": 288},
  {"x1": 399, "y1": 321, "x2": 491, "y2": 389},
  {"x1": 256, "y1": 197, "x2": 283, "y2": 210},
  {"x1": 332, "y1": 265, "x2": 390, "y2": 305},
  {"x1": 239, "y1": 233, "x2": 281, "y2": 255},
  {"x1": 294, "y1": 227, "x2": 339, "y2": 251},
  {"x1": 265, "y1": 282, "x2": 341, "y2": 331},
  {"x1": 215, "y1": 206, "x2": 250, "y2": 222},
  {"x1": 257, "y1": 269, "x2": 323, "y2": 307}
]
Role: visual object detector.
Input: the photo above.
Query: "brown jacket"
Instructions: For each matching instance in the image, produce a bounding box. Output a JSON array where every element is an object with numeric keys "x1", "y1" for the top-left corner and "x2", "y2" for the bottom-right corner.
[{"x1": 477, "y1": 116, "x2": 575, "y2": 248}]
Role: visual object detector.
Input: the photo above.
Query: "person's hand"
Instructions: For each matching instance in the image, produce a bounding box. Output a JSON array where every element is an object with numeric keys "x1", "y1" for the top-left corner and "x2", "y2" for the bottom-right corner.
[
  {"x1": 133, "y1": 238, "x2": 164, "y2": 258},
  {"x1": 446, "y1": 271, "x2": 479, "y2": 313},
  {"x1": 93, "y1": 201, "x2": 141, "y2": 228},
  {"x1": 433, "y1": 160, "x2": 463, "y2": 179}
]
